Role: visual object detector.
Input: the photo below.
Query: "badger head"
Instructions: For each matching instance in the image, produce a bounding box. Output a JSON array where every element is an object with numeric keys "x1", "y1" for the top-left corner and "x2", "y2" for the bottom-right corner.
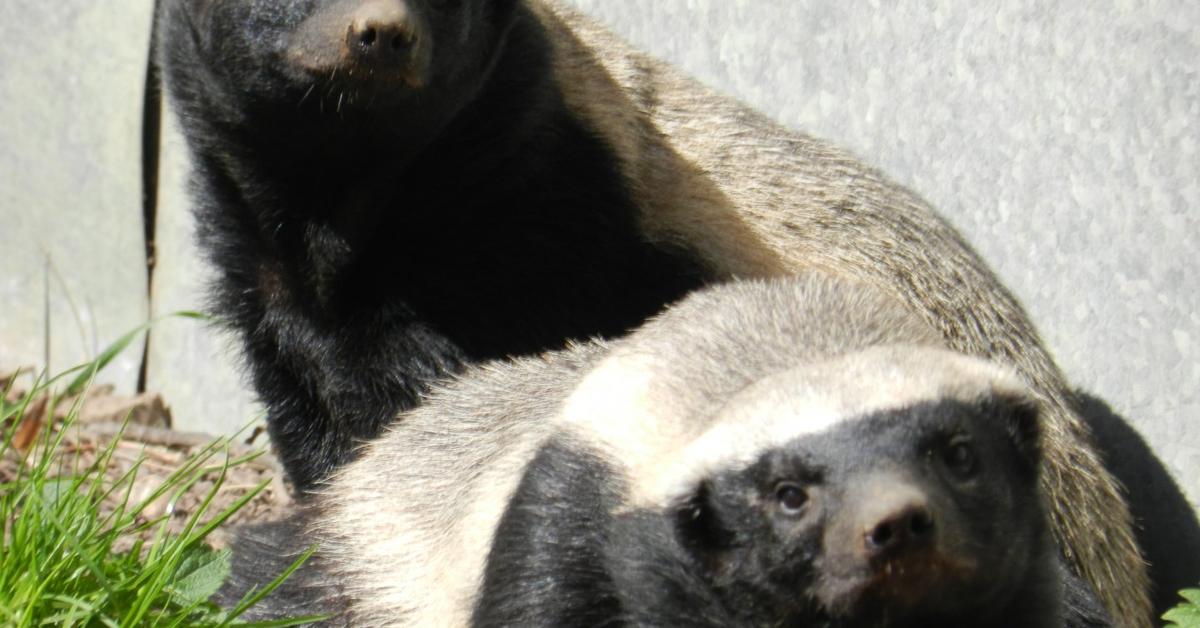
[{"x1": 608, "y1": 346, "x2": 1058, "y2": 627}]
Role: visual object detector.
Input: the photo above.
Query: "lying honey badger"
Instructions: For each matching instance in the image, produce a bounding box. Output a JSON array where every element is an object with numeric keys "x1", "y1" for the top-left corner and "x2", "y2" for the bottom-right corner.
[
  {"x1": 157, "y1": 0, "x2": 1149, "y2": 622},
  {"x1": 223, "y1": 275, "x2": 1112, "y2": 627}
]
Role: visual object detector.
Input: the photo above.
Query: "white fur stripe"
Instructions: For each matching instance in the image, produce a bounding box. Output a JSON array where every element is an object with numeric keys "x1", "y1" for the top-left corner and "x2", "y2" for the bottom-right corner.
[{"x1": 560, "y1": 344, "x2": 1028, "y2": 510}]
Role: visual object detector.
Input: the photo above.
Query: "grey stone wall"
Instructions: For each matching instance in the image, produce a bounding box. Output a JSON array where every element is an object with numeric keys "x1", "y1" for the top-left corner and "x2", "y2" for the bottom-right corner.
[
  {"x1": 0, "y1": 0, "x2": 155, "y2": 391},
  {"x1": 144, "y1": 104, "x2": 262, "y2": 435},
  {"x1": 0, "y1": 0, "x2": 260, "y2": 433}
]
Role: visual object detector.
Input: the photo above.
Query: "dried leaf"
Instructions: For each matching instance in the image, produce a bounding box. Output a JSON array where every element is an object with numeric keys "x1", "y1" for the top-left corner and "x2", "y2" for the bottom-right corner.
[{"x1": 13, "y1": 394, "x2": 48, "y2": 452}]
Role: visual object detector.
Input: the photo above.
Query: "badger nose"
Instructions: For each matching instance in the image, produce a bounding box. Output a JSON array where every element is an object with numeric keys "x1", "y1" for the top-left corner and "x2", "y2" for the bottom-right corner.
[
  {"x1": 864, "y1": 499, "x2": 935, "y2": 558},
  {"x1": 347, "y1": 0, "x2": 417, "y2": 64}
]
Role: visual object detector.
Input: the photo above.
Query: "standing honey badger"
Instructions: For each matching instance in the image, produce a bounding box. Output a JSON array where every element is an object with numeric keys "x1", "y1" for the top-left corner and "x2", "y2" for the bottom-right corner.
[
  {"x1": 157, "y1": 0, "x2": 1149, "y2": 622},
  {"x1": 225, "y1": 276, "x2": 1112, "y2": 627}
]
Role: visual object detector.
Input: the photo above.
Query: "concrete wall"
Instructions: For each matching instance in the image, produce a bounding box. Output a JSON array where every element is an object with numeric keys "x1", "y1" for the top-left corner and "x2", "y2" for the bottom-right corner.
[
  {"x1": 144, "y1": 102, "x2": 262, "y2": 435},
  {"x1": 0, "y1": 0, "x2": 261, "y2": 432},
  {"x1": 0, "y1": 0, "x2": 155, "y2": 391}
]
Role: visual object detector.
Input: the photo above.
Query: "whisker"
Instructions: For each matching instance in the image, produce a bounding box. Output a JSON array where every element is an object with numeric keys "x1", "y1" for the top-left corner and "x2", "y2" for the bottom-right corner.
[{"x1": 298, "y1": 83, "x2": 316, "y2": 108}]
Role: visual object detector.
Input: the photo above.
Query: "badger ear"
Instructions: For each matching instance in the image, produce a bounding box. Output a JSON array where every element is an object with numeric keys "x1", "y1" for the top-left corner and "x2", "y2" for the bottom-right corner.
[{"x1": 997, "y1": 394, "x2": 1042, "y2": 469}]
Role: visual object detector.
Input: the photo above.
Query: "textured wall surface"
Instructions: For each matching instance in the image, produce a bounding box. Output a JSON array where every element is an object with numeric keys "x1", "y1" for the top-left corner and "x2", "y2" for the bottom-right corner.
[
  {"x1": 144, "y1": 104, "x2": 262, "y2": 435},
  {"x1": 0, "y1": 0, "x2": 153, "y2": 390},
  {"x1": 563, "y1": 0, "x2": 1199, "y2": 508}
]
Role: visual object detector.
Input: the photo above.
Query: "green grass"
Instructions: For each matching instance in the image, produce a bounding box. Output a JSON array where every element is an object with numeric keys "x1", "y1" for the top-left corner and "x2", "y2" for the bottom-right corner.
[{"x1": 0, "y1": 347, "x2": 320, "y2": 626}]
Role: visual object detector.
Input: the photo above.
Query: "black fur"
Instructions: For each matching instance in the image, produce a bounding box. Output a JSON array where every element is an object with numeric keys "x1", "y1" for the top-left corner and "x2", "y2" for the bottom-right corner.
[
  {"x1": 1077, "y1": 392, "x2": 1200, "y2": 617},
  {"x1": 157, "y1": 0, "x2": 711, "y2": 490},
  {"x1": 215, "y1": 512, "x2": 347, "y2": 622},
  {"x1": 475, "y1": 442, "x2": 625, "y2": 627},
  {"x1": 475, "y1": 398, "x2": 1111, "y2": 627}
]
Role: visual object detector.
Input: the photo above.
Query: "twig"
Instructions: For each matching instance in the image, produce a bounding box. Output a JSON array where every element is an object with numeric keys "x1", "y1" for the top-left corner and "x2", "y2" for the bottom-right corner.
[{"x1": 83, "y1": 423, "x2": 267, "y2": 461}]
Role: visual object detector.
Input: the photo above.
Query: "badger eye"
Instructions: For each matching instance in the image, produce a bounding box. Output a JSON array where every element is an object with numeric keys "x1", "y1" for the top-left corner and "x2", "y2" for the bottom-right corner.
[
  {"x1": 942, "y1": 440, "x2": 977, "y2": 478},
  {"x1": 775, "y1": 482, "x2": 808, "y2": 514}
]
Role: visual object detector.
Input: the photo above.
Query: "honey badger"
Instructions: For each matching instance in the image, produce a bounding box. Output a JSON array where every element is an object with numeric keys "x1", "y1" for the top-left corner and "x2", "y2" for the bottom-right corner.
[
  {"x1": 157, "y1": 0, "x2": 1149, "y2": 622},
  {"x1": 224, "y1": 275, "x2": 1112, "y2": 627}
]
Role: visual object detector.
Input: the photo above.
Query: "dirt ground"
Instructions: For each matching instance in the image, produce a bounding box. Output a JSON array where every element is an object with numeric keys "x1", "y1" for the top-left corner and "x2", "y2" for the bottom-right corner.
[{"x1": 1, "y1": 370, "x2": 292, "y2": 551}]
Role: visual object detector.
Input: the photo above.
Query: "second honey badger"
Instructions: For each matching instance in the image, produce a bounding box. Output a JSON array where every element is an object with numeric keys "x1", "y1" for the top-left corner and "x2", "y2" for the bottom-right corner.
[
  {"x1": 222, "y1": 275, "x2": 1113, "y2": 627},
  {"x1": 157, "y1": 0, "x2": 1149, "y2": 622}
]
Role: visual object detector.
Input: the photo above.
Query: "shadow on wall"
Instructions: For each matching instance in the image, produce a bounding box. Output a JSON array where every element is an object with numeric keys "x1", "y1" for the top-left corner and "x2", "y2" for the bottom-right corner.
[{"x1": 1077, "y1": 393, "x2": 1200, "y2": 616}]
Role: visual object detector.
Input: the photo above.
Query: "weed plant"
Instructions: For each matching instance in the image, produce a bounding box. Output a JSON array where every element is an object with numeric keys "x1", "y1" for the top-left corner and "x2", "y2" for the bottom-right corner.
[{"x1": 0, "y1": 327, "x2": 319, "y2": 627}]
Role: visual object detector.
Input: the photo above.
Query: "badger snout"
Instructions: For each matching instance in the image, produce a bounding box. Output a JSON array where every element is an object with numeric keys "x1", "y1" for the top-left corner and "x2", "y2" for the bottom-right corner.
[
  {"x1": 830, "y1": 475, "x2": 940, "y2": 565},
  {"x1": 289, "y1": 0, "x2": 432, "y2": 90},
  {"x1": 858, "y1": 483, "x2": 936, "y2": 562},
  {"x1": 816, "y1": 474, "x2": 980, "y2": 613},
  {"x1": 346, "y1": 0, "x2": 419, "y2": 68}
]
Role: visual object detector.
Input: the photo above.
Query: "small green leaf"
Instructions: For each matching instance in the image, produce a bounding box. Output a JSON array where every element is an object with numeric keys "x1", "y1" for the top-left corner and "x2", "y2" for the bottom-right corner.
[
  {"x1": 1164, "y1": 588, "x2": 1200, "y2": 628},
  {"x1": 169, "y1": 546, "x2": 233, "y2": 606},
  {"x1": 65, "y1": 324, "x2": 151, "y2": 396},
  {"x1": 64, "y1": 311, "x2": 210, "y2": 396}
]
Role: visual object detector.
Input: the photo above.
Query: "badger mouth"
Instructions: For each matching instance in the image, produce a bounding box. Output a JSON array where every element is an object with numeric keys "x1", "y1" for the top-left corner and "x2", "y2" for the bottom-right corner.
[
  {"x1": 287, "y1": 48, "x2": 431, "y2": 98},
  {"x1": 287, "y1": 38, "x2": 431, "y2": 88},
  {"x1": 290, "y1": 60, "x2": 429, "y2": 111},
  {"x1": 815, "y1": 551, "x2": 980, "y2": 622}
]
